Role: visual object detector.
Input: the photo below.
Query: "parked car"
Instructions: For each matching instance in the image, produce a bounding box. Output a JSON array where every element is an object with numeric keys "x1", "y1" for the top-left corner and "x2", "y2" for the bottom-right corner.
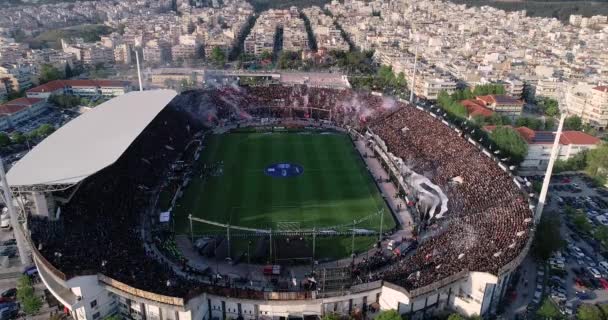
[{"x1": 588, "y1": 267, "x2": 602, "y2": 278}]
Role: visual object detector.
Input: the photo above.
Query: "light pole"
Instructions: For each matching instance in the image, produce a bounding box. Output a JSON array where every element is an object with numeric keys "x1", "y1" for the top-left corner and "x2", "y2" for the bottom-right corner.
[
  {"x1": 0, "y1": 157, "x2": 30, "y2": 265},
  {"x1": 409, "y1": 43, "x2": 419, "y2": 104}
]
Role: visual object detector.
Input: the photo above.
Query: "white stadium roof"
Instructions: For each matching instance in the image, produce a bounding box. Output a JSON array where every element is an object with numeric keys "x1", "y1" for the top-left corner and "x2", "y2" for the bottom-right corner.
[{"x1": 7, "y1": 90, "x2": 178, "y2": 187}]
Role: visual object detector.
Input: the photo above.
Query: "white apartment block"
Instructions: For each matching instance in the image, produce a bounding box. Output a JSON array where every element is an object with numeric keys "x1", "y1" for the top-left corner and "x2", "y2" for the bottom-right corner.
[{"x1": 566, "y1": 84, "x2": 608, "y2": 130}]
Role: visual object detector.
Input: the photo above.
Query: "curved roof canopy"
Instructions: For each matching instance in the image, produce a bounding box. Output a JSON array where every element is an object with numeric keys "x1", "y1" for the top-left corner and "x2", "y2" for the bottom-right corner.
[{"x1": 7, "y1": 90, "x2": 178, "y2": 188}]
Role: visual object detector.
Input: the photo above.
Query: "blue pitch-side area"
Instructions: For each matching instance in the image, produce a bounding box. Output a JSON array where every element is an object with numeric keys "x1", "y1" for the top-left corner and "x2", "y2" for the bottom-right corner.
[{"x1": 264, "y1": 163, "x2": 304, "y2": 178}]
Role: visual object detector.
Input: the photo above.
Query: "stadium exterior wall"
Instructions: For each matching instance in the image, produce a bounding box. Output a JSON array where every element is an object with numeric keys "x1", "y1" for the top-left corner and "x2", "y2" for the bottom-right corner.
[{"x1": 34, "y1": 244, "x2": 514, "y2": 320}]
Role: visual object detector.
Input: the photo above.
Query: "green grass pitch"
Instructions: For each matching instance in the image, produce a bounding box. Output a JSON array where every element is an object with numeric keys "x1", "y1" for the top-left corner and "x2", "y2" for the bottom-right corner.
[{"x1": 172, "y1": 131, "x2": 396, "y2": 257}]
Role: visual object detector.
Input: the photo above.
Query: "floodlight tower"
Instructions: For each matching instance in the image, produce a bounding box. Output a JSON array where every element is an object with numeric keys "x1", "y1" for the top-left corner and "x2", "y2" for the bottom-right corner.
[
  {"x1": 409, "y1": 43, "x2": 419, "y2": 104},
  {"x1": 534, "y1": 113, "x2": 567, "y2": 222},
  {"x1": 408, "y1": 22, "x2": 430, "y2": 104},
  {"x1": 0, "y1": 158, "x2": 30, "y2": 265},
  {"x1": 136, "y1": 50, "x2": 143, "y2": 92}
]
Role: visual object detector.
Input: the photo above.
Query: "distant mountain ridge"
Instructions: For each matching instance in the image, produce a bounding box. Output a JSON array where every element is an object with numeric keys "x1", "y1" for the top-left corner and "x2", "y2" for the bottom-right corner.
[{"x1": 446, "y1": 0, "x2": 608, "y2": 21}]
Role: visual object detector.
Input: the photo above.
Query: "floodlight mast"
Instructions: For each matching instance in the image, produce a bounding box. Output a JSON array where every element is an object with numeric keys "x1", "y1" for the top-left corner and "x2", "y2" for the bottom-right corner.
[
  {"x1": 534, "y1": 114, "x2": 567, "y2": 222},
  {"x1": 136, "y1": 51, "x2": 143, "y2": 92},
  {"x1": 0, "y1": 157, "x2": 31, "y2": 265}
]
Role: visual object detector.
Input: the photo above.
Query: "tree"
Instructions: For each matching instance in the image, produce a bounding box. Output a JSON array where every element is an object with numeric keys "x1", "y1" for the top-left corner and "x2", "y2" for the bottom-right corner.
[
  {"x1": 10, "y1": 132, "x2": 26, "y2": 145},
  {"x1": 573, "y1": 213, "x2": 593, "y2": 234},
  {"x1": 447, "y1": 314, "x2": 465, "y2": 320},
  {"x1": 321, "y1": 313, "x2": 341, "y2": 320},
  {"x1": 17, "y1": 275, "x2": 42, "y2": 315},
  {"x1": 64, "y1": 63, "x2": 73, "y2": 79},
  {"x1": 537, "y1": 298, "x2": 562, "y2": 319},
  {"x1": 49, "y1": 94, "x2": 82, "y2": 108},
  {"x1": 21, "y1": 294, "x2": 42, "y2": 315},
  {"x1": 546, "y1": 104, "x2": 559, "y2": 117},
  {"x1": 376, "y1": 310, "x2": 401, "y2": 320},
  {"x1": 489, "y1": 126, "x2": 528, "y2": 164},
  {"x1": 564, "y1": 115, "x2": 583, "y2": 131},
  {"x1": 260, "y1": 50, "x2": 272, "y2": 61},
  {"x1": 553, "y1": 150, "x2": 587, "y2": 173},
  {"x1": 594, "y1": 225, "x2": 608, "y2": 247},
  {"x1": 585, "y1": 144, "x2": 608, "y2": 185},
  {"x1": 577, "y1": 304, "x2": 602, "y2": 320},
  {"x1": 103, "y1": 315, "x2": 122, "y2": 320},
  {"x1": 0, "y1": 132, "x2": 10, "y2": 147},
  {"x1": 35, "y1": 124, "x2": 55, "y2": 137},
  {"x1": 210, "y1": 47, "x2": 226, "y2": 67},
  {"x1": 515, "y1": 116, "x2": 543, "y2": 130},
  {"x1": 39, "y1": 64, "x2": 63, "y2": 84},
  {"x1": 532, "y1": 214, "x2": 564, "y2": 261}
]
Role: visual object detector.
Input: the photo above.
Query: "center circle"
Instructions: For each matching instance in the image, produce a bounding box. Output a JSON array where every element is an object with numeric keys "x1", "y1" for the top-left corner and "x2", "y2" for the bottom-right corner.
[{"x1": 264, "y1": 163, "x2": 304, "y2": 178}]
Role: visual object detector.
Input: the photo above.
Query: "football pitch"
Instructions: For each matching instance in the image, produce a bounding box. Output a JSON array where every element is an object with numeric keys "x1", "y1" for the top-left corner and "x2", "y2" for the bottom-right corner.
[{"x1": 172, "y1": 130, "x2": 395, "y2": 258}]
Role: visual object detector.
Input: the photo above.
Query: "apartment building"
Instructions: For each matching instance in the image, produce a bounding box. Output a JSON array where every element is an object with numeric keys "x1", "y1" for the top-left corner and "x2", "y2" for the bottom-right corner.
[
  {"x1": 0, "y1": 97, "x2": 48, "y2": 130},
  {"x1": 566, "y1": 84, "x2": 608, "y2": 130},
  {"x1": 26, "y1": 80, "x2": 131, "y2": 99},
  {"x1": 486, "y1": 126, "x2": 601, "y2": 170}
]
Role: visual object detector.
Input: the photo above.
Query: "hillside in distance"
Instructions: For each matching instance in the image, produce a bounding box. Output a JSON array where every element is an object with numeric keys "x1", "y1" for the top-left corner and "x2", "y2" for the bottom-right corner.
[{"x1": 439, "y1": 0, "x2": 608, "y2": 21}]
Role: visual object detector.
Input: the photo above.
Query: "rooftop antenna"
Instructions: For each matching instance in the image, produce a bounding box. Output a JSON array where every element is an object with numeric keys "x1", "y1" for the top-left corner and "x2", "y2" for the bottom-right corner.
[
  {"x1": 135, "y1": 50, "x2": 143, "y2": 91},
  {"x1": 534, "y1": 113, "x2": 567, "y2": 223}
]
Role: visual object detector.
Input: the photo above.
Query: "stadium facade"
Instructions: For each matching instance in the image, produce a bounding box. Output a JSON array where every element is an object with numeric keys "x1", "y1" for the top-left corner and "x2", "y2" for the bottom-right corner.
[{"x1": 8, "y1": 88, "x2": 534, "y2": 320}]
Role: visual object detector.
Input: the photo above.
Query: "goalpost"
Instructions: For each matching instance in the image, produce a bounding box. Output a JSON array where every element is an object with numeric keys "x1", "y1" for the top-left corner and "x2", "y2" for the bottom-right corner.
[{"x1": 188, "y1": 209, "x2": 387, "y2": 264}]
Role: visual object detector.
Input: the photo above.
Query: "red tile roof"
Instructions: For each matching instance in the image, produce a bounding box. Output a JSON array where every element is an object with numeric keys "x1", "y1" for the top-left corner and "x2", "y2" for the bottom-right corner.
[
  {"x1": 0, "y1": 97, "x2": 45, "y2": 116},
  {"x1": 514, "y1": 126, "x2": 536, "y2": 143},
  {"x1": 27, "y1": 80, "x2": 130, "y2": 93},
  {"x1": 560, "y1": 131, "x2": 601, "y2": 145},
  {"x1": 593, "y1": 86, "x2": 608, "y2": 93},
  {"x1": 3, "y1": 97, "x2": 45, "y2": 107},
  {"x1": 27, "y1": 80, "x2": 67, "y2": 93},
  {"x1": 462, "y1": 99, "x2": 494, "y2": 117},
  {"x1": 0, "y1": 104, "x2": 27, "y2": 116},
  {"x1": 0, "y1": 97, "x2": 44, "y2": 116},
  {"x1": 483, "y1": 125, "x2": 600, "y2": 146},
  {"x1": 476, "y1": 95, "x2": 524, "y2": 106}
]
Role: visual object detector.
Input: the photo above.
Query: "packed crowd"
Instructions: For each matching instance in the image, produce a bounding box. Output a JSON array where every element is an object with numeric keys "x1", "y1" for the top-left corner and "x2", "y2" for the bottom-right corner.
[
  {"x1": 175, "y1": 85, "x2": 393, "y2": 127},
  {"x1": 365, "y1": 105, "x2": 532, "y2": 290},
  {"x1": 28, "y1": 84, "x2": 532, "y2": 298},
  {"x1": 29, "y1": 106, "x2": 202, "y2": 297}
]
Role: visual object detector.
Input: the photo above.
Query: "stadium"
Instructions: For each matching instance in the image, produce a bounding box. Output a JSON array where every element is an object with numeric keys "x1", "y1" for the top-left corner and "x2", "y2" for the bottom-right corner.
[{"x1": 7, "y1": 81, "x2": 535, "y2": 320}]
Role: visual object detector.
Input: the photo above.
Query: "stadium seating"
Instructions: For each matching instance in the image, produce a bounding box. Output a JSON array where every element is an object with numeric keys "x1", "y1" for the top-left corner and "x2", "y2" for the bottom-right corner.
[{"x1": 28, "y1": 85, "x2": 532, "y2": 298}]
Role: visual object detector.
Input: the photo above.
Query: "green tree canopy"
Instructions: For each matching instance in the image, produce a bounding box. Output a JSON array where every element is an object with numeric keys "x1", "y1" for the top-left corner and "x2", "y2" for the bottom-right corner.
[
  {"x1": 0, "y1": 132, "x2": 10, "y2": 147},
  {"x1": 260, "y1": 50, "x2": 273, "y2": 60},
  {"x1": 532, "y1": 214, "x2": 564, "y2": 261},
  {"x1": 489, "y1": 126, "x2": 529, "y2": 164},
  {"x1": 39, "y1": 64, "x2": 63, "y2": 84},
  {"x1": 376, "y1": 310, "x2": 401, "y2": 320},
  {"x1": 538, "y1": 97, "x2": 560, "y2": 117},
  {"x1": 35, "y1": 124, "x2": 55, "y2": 137},
  {"x1": 537, "y1": 298, "x2": 562, "y2": 319},
  {"x1": 447, "y1": 314, "x2": 465, "y2": 320},
  {"x1": 564, "y1": 115, "x2": 583, "y2": 131},
  {"x1": 49, "y1": 94, "x2": 82, "y2": 108},
  {"x1": 210, "y1": 47, "x2": 226, "y2": 67},
  {"x1": 321, "y1": 313, "x2": 341, "y2": 320},
  {"x1": 573, "y1": 213, "x2": 593, "y2": 234},
  {"x1": 515, "y1": 116, "x2": 543, "y2": 130},
  {"x1": 585, "y1": 144, "x2": 608, "y2": 186},
  {"x1": 64, "y1": 63, "x2": 73, "y2": 78},
  {"x1": 577, "y1": 304, "x2": 602, "y2": 320},
  {"x1": 10, "y1": 132, "x2": 26, "y2": 145},
  {"x1": 17, "y1": 275, "x2": 42, "y2": 315}
]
